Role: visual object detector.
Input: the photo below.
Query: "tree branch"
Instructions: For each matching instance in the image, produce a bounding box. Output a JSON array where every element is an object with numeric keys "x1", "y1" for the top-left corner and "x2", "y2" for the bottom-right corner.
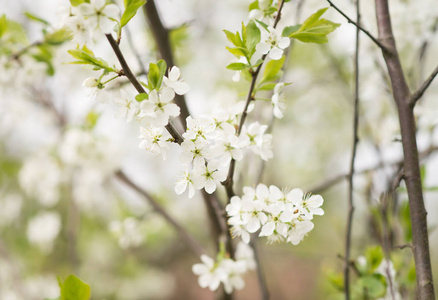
[
  {"x1": 106, "y1": 33, "x2": 184, "y2": 144},
  {"x1": 344, "y1": 0, "x2": 361, "y2": 297},
  {"x1": 115, "y1": 170, "x2": 205, "y2": 257},
  {"x1": 143, "y1": 0, "x2": 191, "y2": 128},
  {"x1": 326, "y1": 0, "x2": 387, "y2": 52},
  {"x1": 410, "y1": 64, "x2": 438, "y2": 105},
  {"x1": 223, "y1": 0, "x2": 286, "y2": 200},
  {"x1": 375, "y1": 0, "x2": 435, "y2": 298}
]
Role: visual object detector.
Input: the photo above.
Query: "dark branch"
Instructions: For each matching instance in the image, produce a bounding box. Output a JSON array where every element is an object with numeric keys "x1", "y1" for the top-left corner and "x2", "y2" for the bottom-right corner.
[
  {"x1": 143, "y1": 0, "x2": 191, "y2": 128},
  {"x1": 115, "y1": 170, "x2": 204, "y2": 257},
  {"x1": 410, "y1": 64, "x2": 438, "y2": 105},
  {"x1": 106, "y1": 33, "x2": 184, "y2": 144},
  {"x1": 326, "y1": 0, "x2": 387, "y2": 52},
  {"x1": 344, "y1": 0, "x2": 361, "y2": 297},
  {"x1": 223, "y1": 0, "x2": 286, "y2": 199}
]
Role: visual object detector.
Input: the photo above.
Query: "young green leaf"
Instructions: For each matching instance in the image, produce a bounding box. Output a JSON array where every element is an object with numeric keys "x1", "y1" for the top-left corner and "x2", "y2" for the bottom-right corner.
[
  {"x1": 44, "y1": 28, "x2": 72, "y2": 45},
  {"x1": 289, "y1": 7, "x2": 340, "y2": 44},
  {"x1": 260, "y1": 56, "x2": 285, "y2": 83},
  {"x1": 70, "y1": 0, "x2": 89, "y2": 6},
  {"x1": 223, "y1": 30, "x2": 242, "y2": 47},
  {"x1": 358, "y1": 274, "x2": 387, "y2": 298},
  {"x1": 365, "y1": 246, "x2": 384, "y2": 272},
  {"x1": 147, "y1": 59, "x2": 167, "y2": 90},
  {"x1": 282, "y1": 25, "x2": 300, "y2": 37},
  {"x1": 0, "y1": 15, "x2": 7, "y2": 38},
  {"x1": 135, "y1": 93, "x2": 148, "y2": 102},
  {"x1": 24, "y1": 12, "x2": 50, "y2": 26},
  {"x1": 121, "y1": 0, "x2": 147, "y2": 28},
  {"x1": 226, "y1": 46, "x2": 248, "y2": 58},
  {"x1": 68, "y1": 46, "x2": 115, "y2": 72},
  {"x1": 226, "y1": 62, "x2": 247, "y2": 71},
  {"x1": 246, "y1": 20, "x2": 261, "y2": 53},
  {"x1": 60, "y1": 275, "x2": 91, "y2": 300}
]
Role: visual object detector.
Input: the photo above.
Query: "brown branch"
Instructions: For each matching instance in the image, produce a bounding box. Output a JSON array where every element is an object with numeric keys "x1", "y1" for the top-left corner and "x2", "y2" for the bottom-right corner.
[
  {"x1": 326, "y1": 0, "x2": 387, "y2": 52},
  {"x1": 143, "y1": 0, "x2": 191, "y2": 128},
  {"x1": 115, "y1": 170, "x2": 204, "y2": 257},
  {"x1": 344, "y1": 0, "x2": 361, "y2": 297},
  {"x1": 223, "y1": 0, "x2": 286, "y2": 200},
  {"x1": 375, "y1": 0, "x2": 435, "y2": 298},
  {"x1": 309, "y1": 144, "x2": 438, "y2": 194},
  {"x1": 106, "y1": 33, "x2": 184, "y2": 144},
  {"x1": 410, "y1": 64, "x2": 438, "y2": 105}
]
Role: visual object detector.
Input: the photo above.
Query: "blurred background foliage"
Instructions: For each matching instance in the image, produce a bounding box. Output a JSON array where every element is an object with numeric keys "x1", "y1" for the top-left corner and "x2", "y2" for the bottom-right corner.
[{"x1": 0, "y1": 0, "x2": 438, "y2": 299}]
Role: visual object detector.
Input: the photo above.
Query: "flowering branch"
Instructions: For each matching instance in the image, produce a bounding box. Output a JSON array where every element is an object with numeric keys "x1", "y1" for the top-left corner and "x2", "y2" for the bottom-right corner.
[
  {"x1": 223, "y1": 0, "x2": 286, "y2": 199},
  {"x1": 344, "y1": 0, "x2": 361, "y2": 297},
  {"x1": 326, "y1": 0, "x2": 387, "y2": 52},
  {"x1": 115, "y1": 170, "x2": 205, "y2": 257},
  {"x1": 106, "y1": 33, "x2": 184, "y2": 144},
  {"x1": 143, "y1": 0, "x2": 191, "y2": 127}
]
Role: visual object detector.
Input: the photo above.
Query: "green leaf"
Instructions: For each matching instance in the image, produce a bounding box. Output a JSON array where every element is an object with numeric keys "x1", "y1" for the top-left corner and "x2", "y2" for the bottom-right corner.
[
  {"x1": 44, "y1": 28, "x2": 72, "y2": 45},
  {"x1": 121, "y1": 0, "x2": 147, "y2": 28},
  {"x1": 248, "y1": 1, "x2": 259, "y2": 11},
  {"x1": 0, "y1": 15, "x2": 7, "y2": 38},
  {"x1": 257, "y1": 82, "x2": 277, "y2": 91},
  {"x1": 147, "y1": 59, "x2": 167, "y2": 90},
  {"x1": 226, "y1": 46, "x2": 248, "y2": 58},
  {"x1": 359, "y1": 274, "x2": 387, "y2": 298},
  {"x1": 289, "y1": 7, "x2": 340, "y2": 44},
  {"x1": 282, "y1": 25, "x2": 301, "y2": 37},
  {"x1": 60, "y1": 275, "x2": 91, "y2": 300},
  {"x1": 24, "y1": 12, "x2": 50, "y2": 26},
  {"x1": 70, "y1": 0, "x2": 88, "y2": 6},
  {"x1": 85, "y1": 111, "x2": 99, "y2": 129},
  {"x1": 365, "y1": 246, "x2": 384, "y2": 272},
  {"x1": 245, "y1": 20, "x2": 261, "y2": 53},
  {"x1": 223, "y1": 30, "x2": 242, "y2": 47},
  {"x1": 261, "y1": 56, "x2": 285, "y2": 83},
  {"x1": 135, "y1": 93, "x2": 148, "y2": 101},
  {"x1": 226, "y1": 62, "x2": 247, "y2": 71},
  {"x1": 68, "y1": 46, "x2": 115, "y2": 72},
  {"x1": 32, "y1": 45, "x2": 55, "y2": 76},
  {"x1": 255, "y1": 20, "x2": 269, "y2": 31}
]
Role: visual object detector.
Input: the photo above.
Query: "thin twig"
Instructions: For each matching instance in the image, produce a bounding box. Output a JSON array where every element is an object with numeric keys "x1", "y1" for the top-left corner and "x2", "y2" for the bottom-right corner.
[
  {"x1": 106, "y1": 33, "x2": 184, "y2": 144},
  {"x1": 124, "y1": 25, "x2": 148, "y2": 76},
  {"x1": 326, "y1": 0, "x2": 387, "y2": 52},
  {"x1": 344, "y1": 0, "x2": 360, "y2": 298},
  {"x1": 143, "y1": 0, "x2": 191, "y2": 128},
  {"x1": 410, "y1": 64, "x2": 438, "y2": 105},
  {"x1": 223, "y1": 0, "x2": 286, "y2": 199},
  {"x1": 308, "y1": 144, "x2": 438, "y2": 194},
  {"x1": 250, "y1": 238, "x2": 270, "y2": 300},
  {"x1": 115, "y1": 170, "x2": 204, "y2": 257}
]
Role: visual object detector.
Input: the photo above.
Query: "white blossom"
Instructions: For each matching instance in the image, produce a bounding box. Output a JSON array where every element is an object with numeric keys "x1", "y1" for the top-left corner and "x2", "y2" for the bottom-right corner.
[
  {"x1": 78, "y1": 0, "x2": 120, "y2": 33},
  {"x1": 113, "y1": 89, "x2": 140, "y2": 122},
  {"x1": 175, "y1": 169, "x2": 196, "y2": 198},
  {"x1": 272, "y1": 82, "x2": 286, "y2": 119},
  {"x1": 192, "y1": 255, "x2": 227, "y2": 291},
  {"x1": 140, "y1": 88, "x2": 180, "y2": 127},
  {"x1": 138, "y1": 126, "x2": 171, "y2": 160},
  {"x1": 193, "y1": 160, "x2": 227, "y2": 194},
  {"x1": 256, "y1": 26, "x2": 290, "y2": 60},
  {"x1": 163, "y1": 66, "x2": 190, "y2": 95}
]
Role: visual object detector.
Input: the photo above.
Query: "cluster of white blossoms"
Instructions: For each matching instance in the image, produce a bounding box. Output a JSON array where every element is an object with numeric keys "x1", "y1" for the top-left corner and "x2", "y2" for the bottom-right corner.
[
  {"x1": 226, "y1": 184, "x2": 324, "y2": 245},
  {"x1": 192, "y1": 242, "x2": 256, "y2": 294},
  {"x1": 175, "y1": 113, "x2": 274, "y2": 197},
  {"x1": 61, "y1": 0, "x2": 120, "y2": 45}
]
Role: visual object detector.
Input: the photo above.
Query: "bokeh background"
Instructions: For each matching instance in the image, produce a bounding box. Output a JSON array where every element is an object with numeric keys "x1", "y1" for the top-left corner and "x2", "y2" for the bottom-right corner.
[{"x1": 1, "y1": 0, "x2": 438, "y2": 299}]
